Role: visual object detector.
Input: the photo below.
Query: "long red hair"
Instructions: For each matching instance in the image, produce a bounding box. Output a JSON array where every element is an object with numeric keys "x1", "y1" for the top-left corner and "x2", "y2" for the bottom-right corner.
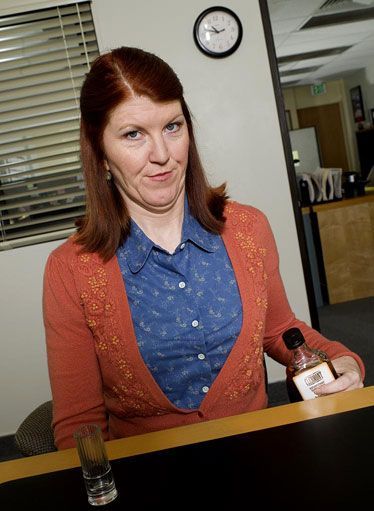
[{"x1": 76, "y1": 47, "x2": 228, "y2": 261}]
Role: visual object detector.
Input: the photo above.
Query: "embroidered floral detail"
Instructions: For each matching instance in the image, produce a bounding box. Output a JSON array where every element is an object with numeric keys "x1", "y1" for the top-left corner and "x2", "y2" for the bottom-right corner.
[
  {"x1": 110, "y1": 334, "x2": 120, "y2": 346},
  {"x1": 104, "y1": 301, "x2": 115, "y2": 315},
  {"x1": 223, "y1": 203, "x2": 267, "y2": 400},
  {"x1": 80, "y1": 291, "x2": 89, "y2": 303},
  {"x1": 117, "y1": 358, "x2": 133, "y2": 379},
  {"x1": 97, "y1": 289, "x2": 107, "y2": 301},
  {"x1": 256, "y1": 296, "x2": 268, "y2": 309},
  {"x1": 97, "y1": 340, "x2": 108, "y2": 351},
  {"x1": 224, "y1": 354, "x2": 258, "y2": 400},
  {"x1": 85, "y1": 298, "x2": 105, "y2": 315},
  {"x1": 87, "y1": 319, "x2": 97, "y2": 329},
  {"x1": 77, "y1": 254, "x2": 94, "y2": 276},
  {"x1": 76, "y1": 252, "x2": 168, "y2": 418},
  {"x1": 112, "y1": 382, "x2": 166, "y2": 417},
  {"x1": 88, "y1": 272, "x2": 107, "y2": 291}
]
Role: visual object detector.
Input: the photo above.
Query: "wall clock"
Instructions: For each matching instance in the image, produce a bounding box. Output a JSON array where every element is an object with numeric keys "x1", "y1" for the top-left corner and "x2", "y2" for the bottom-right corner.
[{"x1": 193, "y1": 6, "x2": 243, "y2": 58}]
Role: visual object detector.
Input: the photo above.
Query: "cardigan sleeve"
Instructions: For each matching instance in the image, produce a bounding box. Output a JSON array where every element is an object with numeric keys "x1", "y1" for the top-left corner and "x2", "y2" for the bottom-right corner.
[
  {"x1": 43, "y1": 250, "x2": 108, "y2": 449},
  {"x1": 255, "y1": 211, "x2": 366, "y2": 379}
]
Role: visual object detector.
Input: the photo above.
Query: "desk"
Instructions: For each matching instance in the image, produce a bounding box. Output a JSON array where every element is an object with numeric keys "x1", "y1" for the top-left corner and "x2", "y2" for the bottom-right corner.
[
  {"x1": 1, "y1": 387, "x2": 373, "y2": 509},
  {"x1": 302, "y1": 192, "x2": 374, "y2": 304}
]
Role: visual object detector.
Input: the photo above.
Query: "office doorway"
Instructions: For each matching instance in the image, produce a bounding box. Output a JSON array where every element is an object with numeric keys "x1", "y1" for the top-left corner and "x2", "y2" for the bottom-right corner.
[{"x1": 298, "y1": 103, "x2": 349, "y2": 170}]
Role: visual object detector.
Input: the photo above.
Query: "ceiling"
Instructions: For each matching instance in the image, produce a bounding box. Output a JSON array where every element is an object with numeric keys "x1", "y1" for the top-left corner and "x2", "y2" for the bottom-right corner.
[{"x1": 268, "y1": 0, "x2": 374, "y2": 87}]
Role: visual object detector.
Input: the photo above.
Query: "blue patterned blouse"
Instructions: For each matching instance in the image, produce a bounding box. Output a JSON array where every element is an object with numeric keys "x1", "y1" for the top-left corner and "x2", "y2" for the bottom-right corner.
[{"x1": 116, "y1": 200, "x2": 243, "y2": 409}]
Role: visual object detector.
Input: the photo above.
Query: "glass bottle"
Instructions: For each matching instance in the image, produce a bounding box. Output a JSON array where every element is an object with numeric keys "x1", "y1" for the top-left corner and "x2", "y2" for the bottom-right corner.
[{"x1": 282, "y1": 327, "x2": 338, "y2": 401}]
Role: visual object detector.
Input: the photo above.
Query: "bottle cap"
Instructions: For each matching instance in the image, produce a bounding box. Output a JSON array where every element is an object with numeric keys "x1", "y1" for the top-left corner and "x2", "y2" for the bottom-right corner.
[{"x1": 282, "y1": 327, "x2": 305, "y2": 349}]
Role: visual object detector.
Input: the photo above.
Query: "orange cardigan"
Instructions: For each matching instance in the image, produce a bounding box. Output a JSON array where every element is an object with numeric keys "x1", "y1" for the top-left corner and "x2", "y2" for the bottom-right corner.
[{"x1": 43, "y1": 202, "x2": 365, "y2": 449}]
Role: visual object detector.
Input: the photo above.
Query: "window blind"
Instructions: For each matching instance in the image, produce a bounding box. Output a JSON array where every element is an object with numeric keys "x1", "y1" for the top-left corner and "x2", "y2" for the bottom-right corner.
[{"x1": 0, "y1": 2, "x2": 99, "y2": 250}]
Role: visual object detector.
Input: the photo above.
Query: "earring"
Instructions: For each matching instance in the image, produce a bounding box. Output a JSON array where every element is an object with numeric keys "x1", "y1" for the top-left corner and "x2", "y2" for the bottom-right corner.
[{"x1": 105, "y1": 171, "x2": 112, "y2": 182}]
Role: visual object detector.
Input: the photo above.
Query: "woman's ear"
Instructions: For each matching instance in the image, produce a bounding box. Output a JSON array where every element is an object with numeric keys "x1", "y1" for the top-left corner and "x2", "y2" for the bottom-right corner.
[{"x1": 103, "y1": 159, "x2": 110, "y2": 171}]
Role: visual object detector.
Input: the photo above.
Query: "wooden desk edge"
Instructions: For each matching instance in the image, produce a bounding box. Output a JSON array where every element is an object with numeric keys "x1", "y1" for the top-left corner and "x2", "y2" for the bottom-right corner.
[
  {"x1": 1, "y1": 386, "x2": 373, "y2": 484},
  {"x1": 301, "y1": 191, "x2": 374, "y2": 214}
]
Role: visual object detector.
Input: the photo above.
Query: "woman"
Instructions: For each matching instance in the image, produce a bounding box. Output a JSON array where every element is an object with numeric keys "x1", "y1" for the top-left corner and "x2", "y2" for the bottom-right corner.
[{"x1": 43, "y1": 47, "x2": 364, "y2": 450}]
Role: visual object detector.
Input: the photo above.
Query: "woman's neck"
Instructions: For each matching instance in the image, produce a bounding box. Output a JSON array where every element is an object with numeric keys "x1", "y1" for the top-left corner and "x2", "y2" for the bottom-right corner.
[{"x1": 128, "y1": 196, "x2": 185, "y2": 254}]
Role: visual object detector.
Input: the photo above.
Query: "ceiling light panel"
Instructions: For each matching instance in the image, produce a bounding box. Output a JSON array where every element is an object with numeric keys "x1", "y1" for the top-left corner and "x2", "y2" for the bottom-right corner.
[
  {"x1": 282, "y1": 23, "x2": 374, "y2": 42},
  {"x1": 271, "y1": 17, "x2": 311, "y2": 35},
  {"x1": 291, "y1": 56, "x2": 334, "y2": 68},
  {"x1": 281, "y1": 73, "x2": 309, "y2": 82},
  {"x1": 278, "y1": 62, "x2": 298, "y2": 71},
  {"x1": 319, "y1": 0, "x2": 372, "y2": 12},
  {"x1": 277, "y1": 46, "x2": 352, "y2": 62},
  {"x1": 280, "y1": 66, "x2": 321, "y2": 76},
  {"x1": 301, "y1": 6, "x2": 374, "y2": 28},
  {"x1": 281, "y1": 80, "x2": 303, "y2": 88},
  {"x1": 304, "y1": 18, "x2": 374, "y2": 35},
  {"x1": 269, "y1": 0, "x2": 374, "y2": 85},
  {"x1": 277, "y1": 33, "x2": 367, "y2": 56},
  {"x1": 268, "y1": 0, "x2": 326, "y2": 21},
  {"x1": 344, "y1": 38, "x2": 374, "y2": 52},
  {"x1": 273, "y1": 33, "x2": 291, "y2": 46}
]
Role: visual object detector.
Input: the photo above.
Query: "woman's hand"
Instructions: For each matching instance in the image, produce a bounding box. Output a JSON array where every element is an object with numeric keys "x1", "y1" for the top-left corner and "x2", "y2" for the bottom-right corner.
[{"x1": 314, "y1": 356, "x2": 364, "y2": 396}]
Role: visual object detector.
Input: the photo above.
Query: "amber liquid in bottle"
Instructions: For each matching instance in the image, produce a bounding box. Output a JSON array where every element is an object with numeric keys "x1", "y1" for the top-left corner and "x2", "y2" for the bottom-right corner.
[{"x1": 283, "y1": 328, "x2": 338, "y2": 401}]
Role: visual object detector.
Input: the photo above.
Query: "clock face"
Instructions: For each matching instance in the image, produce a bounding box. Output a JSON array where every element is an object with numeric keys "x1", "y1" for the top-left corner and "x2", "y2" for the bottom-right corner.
[{"x1": 193, "y1": 7, "x2": 243, "y2": 58}]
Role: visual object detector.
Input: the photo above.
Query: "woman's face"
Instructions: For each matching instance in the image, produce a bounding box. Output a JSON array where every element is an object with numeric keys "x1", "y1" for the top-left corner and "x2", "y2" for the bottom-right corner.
[{"x1": 102, "y1": 95, "x2": 189, "y2": 215}]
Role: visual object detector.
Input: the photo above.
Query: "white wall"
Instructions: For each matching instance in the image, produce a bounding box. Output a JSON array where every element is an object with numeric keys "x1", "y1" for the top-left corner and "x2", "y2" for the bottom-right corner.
[
  {"x1": 0, "y1": 0, "x2": 312, "y2": 435},
  {"x1": 0, "y1": 240, "x2": 61, "y2": 435}
]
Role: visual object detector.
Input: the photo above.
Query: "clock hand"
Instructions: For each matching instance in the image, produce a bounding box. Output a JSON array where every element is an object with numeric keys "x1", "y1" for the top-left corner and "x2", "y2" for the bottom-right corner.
[{"x1": 211, "y1": 25, "x2": 226, "y2": 34}]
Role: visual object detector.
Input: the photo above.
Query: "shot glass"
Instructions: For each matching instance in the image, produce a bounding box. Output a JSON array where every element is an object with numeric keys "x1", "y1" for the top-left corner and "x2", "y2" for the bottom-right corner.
[{"x1": 74, "y1": 424, "x2": 118, "y2": 506}]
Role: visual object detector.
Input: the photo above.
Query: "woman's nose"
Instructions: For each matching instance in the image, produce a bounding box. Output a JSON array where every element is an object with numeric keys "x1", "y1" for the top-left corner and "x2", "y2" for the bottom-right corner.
[{"x1": 149, "y1": 135, "x2": 170, "y2": 165}]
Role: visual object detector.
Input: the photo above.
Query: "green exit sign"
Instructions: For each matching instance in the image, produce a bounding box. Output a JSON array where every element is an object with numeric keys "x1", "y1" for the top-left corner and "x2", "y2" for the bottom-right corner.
[{"x1": 311, "y1": 83, "x2": 326, "y2": 96}]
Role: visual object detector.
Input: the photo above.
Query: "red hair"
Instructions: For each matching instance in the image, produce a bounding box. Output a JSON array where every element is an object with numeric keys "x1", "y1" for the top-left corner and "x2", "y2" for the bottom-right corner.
[{"x1": 76, "y1": 47, "x2": 228, "y2": 260}]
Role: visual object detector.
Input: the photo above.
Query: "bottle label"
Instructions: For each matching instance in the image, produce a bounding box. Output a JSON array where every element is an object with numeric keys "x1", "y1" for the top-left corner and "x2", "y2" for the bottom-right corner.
[{"x1": 293, "y1": 362, "x2": 335, "y2": 400}]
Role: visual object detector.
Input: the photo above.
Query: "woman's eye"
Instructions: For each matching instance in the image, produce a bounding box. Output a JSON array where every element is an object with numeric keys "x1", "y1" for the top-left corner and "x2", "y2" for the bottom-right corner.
[
  {"x1": 165, "y1": 122, "x2": 180, "y2": 133},
  {"x1": 126, "y1": 130, "x2": 140, "y2": 140}
]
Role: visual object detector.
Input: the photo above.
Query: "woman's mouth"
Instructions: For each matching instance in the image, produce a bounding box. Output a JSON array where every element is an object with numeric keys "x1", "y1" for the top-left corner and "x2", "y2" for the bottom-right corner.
[{"x1": 148, "y1": 170, "x2": 173, "y2": 182}]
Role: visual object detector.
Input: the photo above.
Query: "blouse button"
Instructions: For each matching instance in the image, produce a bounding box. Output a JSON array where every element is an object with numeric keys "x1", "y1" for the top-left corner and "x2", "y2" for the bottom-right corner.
[
  {"x1": 202, "y1": 386, "x2": 209, "y2": 393},
  {"x1": 198, "y1": 353, "x2": 206, "y2": 360},
  {"x1": 192, "y1": 320, "x2": 199, "y2": 328},
  {"x1": 178, "y1": 281, "x2": 186, "y2": 289},
  {"x1": 180, "y1": 243, "x2": 186, "y2": 250}
]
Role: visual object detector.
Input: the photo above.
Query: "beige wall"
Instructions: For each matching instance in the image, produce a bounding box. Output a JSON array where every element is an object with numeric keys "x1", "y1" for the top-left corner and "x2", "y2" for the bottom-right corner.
[{"x1": 0, "y1": 0, "x2": 312, "y2": 434}]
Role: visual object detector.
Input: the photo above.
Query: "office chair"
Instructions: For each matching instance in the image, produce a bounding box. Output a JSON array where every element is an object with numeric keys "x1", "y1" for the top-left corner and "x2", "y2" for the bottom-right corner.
[{"x1": 14, "y1": 400, "x2": 57, "y2": 456}]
